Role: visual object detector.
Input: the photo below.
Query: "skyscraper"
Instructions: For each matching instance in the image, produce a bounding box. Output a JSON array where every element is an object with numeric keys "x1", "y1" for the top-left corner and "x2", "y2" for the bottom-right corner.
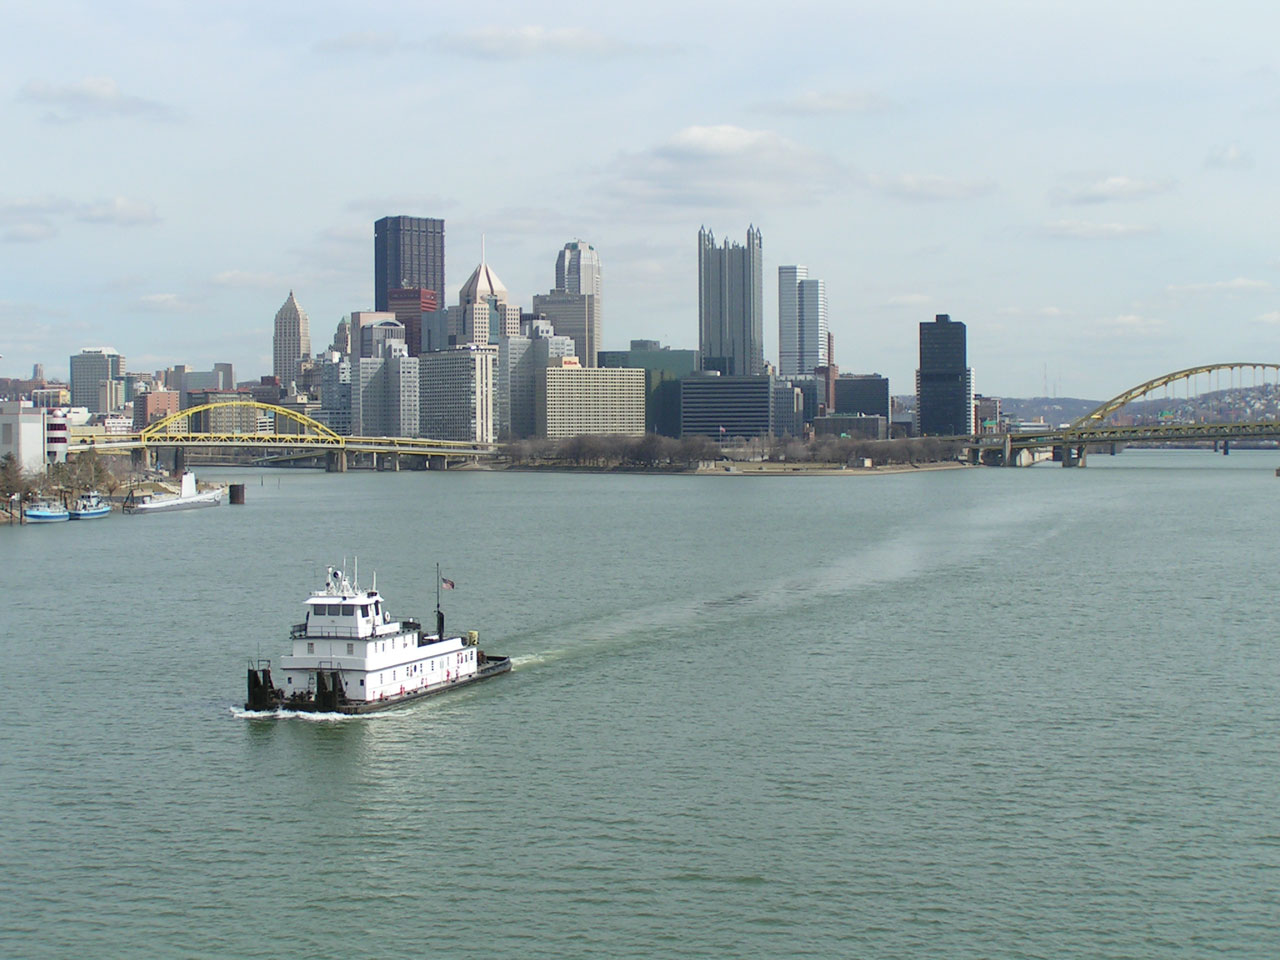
[
  {"x1": 915, "y1": 314, "x2": 973, "y2": 436},
  {"x1": 537, "y1": 240, "x2": 603, "y2": 367},
  {"x1": 69, "y1": 347, "x2": 125, "y2": 412},
  {"x1": 272, "y1": 292, "x2": 311, "y2": 389},
  {"x1": 455, "y1": 252, "x2": 520, "y2": 345},
  {"x1": 698, "y1": 226, "x2": 763, "y2": 376},
  {"x1": 374, "y1": 216, "x2": 445, "y2": 313},
  {"x1": 778, "y1": 266, "x2": 829, "y2": 378}
]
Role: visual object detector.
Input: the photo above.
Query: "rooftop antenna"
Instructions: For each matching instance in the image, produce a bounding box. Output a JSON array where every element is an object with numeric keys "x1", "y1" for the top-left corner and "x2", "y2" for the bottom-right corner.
[{"x1": 481, "y1": 234, "x2": 486, "y2": 264}]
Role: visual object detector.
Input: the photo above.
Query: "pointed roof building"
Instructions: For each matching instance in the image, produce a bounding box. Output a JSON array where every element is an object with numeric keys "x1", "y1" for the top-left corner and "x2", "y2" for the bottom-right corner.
[{"x1": 273, "y1": 290, "x2": 311, "y2": 390}]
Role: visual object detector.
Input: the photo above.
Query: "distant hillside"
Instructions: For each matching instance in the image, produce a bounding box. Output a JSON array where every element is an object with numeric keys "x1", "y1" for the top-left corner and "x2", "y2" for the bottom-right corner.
[{"x1": 996, "y1": 397, "x2": 1100, "y2": 426}]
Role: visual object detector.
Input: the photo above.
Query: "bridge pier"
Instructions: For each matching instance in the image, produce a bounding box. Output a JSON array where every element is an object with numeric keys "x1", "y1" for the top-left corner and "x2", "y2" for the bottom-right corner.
[
  {"x1": 374, "y1": 453, "x2": 400, "y2": 472},
  {"x1": 173, "y1": 447, "x2": 186, "y2": 476},
  {"x1": 428, "y1": 455, "x2": 448, "y2": 471},
  {"x1": 1223, "y1": 440, "x2": 1230, "y2": 456},
  {"x1": 1076, "y1": 444, "x2": 1087, "y2": 467},
  {"x1": 325, "y1": 450, "x2": 347, "y2": 473}
]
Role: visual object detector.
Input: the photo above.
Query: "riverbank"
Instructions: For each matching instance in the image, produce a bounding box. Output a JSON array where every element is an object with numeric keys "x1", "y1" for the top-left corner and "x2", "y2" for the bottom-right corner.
[{"x1": 694, "y1": 460, "x2": 971, "y2": 476}]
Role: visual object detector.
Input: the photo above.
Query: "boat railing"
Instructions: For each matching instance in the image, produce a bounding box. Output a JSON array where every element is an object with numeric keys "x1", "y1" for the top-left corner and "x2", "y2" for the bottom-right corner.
[{"x1": 289, "y1": 623, "x2": 308, "y2": 638}]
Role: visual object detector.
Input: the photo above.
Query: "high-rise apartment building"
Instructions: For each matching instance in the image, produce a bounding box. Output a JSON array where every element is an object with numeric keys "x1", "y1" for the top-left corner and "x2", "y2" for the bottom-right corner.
[
  {"x1": 698, "y1": 226, "x2": 763, "y2": 376},
  {"x1": 374, "y1": 216, "x2": 445, "y2": 313},
  {"x1": 69, "y1": 347, "x2": 125, "y2": 412},
  {"x1": 915, "y1": 314, "x2": 973, "y2": 436},
  {"x1": 272, "y1": 292, "x2": 311, "y2": 389},
  {"x1": 778, "y1": 266, "x2": 829, "y2": 378}
]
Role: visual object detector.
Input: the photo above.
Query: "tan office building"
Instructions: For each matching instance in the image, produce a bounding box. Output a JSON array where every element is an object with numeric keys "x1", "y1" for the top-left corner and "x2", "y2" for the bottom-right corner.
[{"x1": 536, "y1": 360, "x2": 645, "y2": 440}]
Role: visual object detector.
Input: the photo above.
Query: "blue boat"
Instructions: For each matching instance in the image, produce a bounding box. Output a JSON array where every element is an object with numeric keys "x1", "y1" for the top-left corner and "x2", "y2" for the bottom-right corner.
[
  {"x1": 69, "y1": 491, "x2": 111, "y2": 520},
  {"x1": 25, "y1": 500, "x2": 70, "y2": 523}
]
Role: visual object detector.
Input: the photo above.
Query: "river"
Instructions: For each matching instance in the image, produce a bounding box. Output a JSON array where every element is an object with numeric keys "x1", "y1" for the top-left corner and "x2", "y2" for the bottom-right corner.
[{"x1": 2, "y1": 450, "x2": 1277, "y2": 958}]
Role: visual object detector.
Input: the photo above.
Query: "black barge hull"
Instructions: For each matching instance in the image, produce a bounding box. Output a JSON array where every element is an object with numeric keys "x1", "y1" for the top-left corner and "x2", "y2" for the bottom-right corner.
[{"x1": 245, "y1": 656, "x2": 512, "y2": 714}]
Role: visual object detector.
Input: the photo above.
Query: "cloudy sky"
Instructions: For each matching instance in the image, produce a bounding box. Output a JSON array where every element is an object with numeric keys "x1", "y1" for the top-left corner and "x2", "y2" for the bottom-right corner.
[{"x1": 2, "y1": 0, "x2": 1277, "y2": 398}]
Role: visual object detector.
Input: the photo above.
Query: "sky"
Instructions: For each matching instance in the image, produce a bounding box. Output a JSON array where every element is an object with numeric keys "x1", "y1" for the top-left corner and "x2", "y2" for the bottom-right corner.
[{"x1": 2, "y1": 0, "x2": 1277, "y2": 399}]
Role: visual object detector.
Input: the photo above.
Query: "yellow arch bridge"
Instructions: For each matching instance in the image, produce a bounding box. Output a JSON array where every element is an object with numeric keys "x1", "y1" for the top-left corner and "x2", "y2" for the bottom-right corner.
[
  {"x1": 69, "y1": 401, "x2": 497, "y2": 471},
  {"x1": 971, "y1": 362, "x2": 1280, "y2": 465}
]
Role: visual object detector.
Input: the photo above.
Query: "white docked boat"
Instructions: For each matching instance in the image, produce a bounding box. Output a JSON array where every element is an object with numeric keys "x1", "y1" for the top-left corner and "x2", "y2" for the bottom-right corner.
[
  {"x1": 245, "y1": 565, "x2": 510, "y2": 714},
  {"x1": 69, "y1": 491, "x2": 111, "y2": 520},
  {"x1": 123, "y1": 472, "x2": 223, "y2": 514}
]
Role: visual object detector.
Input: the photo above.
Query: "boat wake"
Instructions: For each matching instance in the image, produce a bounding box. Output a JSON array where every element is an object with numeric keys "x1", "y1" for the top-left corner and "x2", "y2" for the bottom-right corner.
[{"x1": 229, "y1": 706, "x2": 369, "y2": 722}]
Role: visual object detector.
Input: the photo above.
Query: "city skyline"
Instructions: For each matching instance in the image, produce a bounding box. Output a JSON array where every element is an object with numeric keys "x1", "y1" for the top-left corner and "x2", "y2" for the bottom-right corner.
[{"x1": 3, "y1": 2, "x2": 1278, "y2": 398}]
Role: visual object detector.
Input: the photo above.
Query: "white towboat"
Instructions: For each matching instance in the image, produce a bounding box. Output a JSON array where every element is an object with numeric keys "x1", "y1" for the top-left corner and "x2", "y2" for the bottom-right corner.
[
  {"x1": 245, "y1": 565, "x2": 510, "y2": 714},
  {"x1": 124, "y1": 472, "x2": 223, "y2": 514}
]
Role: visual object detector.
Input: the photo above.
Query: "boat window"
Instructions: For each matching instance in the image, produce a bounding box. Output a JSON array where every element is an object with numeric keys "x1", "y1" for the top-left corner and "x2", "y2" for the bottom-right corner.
[
  {"x1": 346, "y1": 643, "x2": 354, "y2": 655},
  {"x1": 361, "y1": 605, "x2": 369, "y2": 617},
  {"x1": 306, "y1": 642, "x2": 314, "y2": 653}
]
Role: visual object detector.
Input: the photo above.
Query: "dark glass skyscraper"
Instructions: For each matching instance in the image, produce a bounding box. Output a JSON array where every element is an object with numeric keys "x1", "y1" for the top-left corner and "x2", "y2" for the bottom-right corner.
[
  {"x1": 374, "y1": 216, "x2": 445, "y2": 313},
  {"x1": 915, "y1": 314, "x2": 973, "y2": 436},
  {"x1": 698, "y1": 226, "x2": 764, "y2": 377}
]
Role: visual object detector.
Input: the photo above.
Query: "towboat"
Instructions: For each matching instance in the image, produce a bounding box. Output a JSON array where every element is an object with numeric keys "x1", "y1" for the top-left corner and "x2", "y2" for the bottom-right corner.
[
  {"x1": 24, "y1": 500, "x2": 69, "y2": 523},
  {"x1": 124, "y1": 472, "x2": 223, "y2": 514},
  {"x1": 245, "y1": 565, "x2": 511, "y2": 714},
  {"x1": 69, "y1": 491, "x2": 111, "y2": 520}
]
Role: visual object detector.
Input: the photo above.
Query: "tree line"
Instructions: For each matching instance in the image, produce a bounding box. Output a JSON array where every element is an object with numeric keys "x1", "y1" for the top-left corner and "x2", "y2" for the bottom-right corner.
[{"x1": 502, "y1": 434, "x2": 965, "y2": 469}]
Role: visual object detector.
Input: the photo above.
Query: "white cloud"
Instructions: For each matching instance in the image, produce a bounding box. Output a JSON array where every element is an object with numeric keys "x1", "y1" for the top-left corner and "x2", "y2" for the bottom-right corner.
[
  {"x1": 754, "y1": 90, "x2": 893, "y2": 116},
  {"x1": 1254, "y1": 311, "x2": 1280, "y2": 325},
  {"x1": 1205, "y1": 144, "x2": 1251, "y2": 169},
  {"x1": 610, "y1": 125, "x2": 844, "y2": 208},
  {"x1": 443, "y1": 26, "x2": 671, "y2": 59},
  {"x1": 3, "y1": 221, "x2": 58, "y2": 243},
  {"x1": 0, "y1": 194, "x2": 159, "y2": 240},
  {"x1": 77, "y1": 197, "x2": 160, "y2": 226},
  {"x1": 1044, "y1": 220, "x2": 1155, "y2": 239},
  {"x1": 1168, "y1": 277, "x2": 1272, "y2": 294},
  {"x1": 868, "y1": 173, "x2": 994, "y2": 202},
  {"x1": 1062, "y1": 175, "x2": 1173, "y2": 204},
  {"x1": 137, "y1": 293, "x2": 196, "y2": 312},
  {"x1": 18, "y1": 77, "x2": 177, "y2": 122},
  {"x1": 1095, "y1": 313, "x2": 1165, "y2": 334}
]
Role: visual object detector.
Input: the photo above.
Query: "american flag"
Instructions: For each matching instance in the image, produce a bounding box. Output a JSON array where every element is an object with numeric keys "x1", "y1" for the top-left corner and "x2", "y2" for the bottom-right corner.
[{"x1": 441, "y1": 577, "x2": 456, "y2": 590}]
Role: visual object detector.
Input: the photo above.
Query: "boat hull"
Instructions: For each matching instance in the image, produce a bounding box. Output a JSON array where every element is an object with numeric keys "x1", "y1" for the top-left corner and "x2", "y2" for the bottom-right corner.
[
  {"x1": 126, "y1": 490, "x2": 223, "y2": 514},
  {"x1": 246, "y1": 656, "x2": 512, "y2": 715},
  {"x1": 69, "y1": 506, "x2": 111, "y2": 519},
  {"x1": 25, "y1": 509, "x2": 69, "y2": 523}
]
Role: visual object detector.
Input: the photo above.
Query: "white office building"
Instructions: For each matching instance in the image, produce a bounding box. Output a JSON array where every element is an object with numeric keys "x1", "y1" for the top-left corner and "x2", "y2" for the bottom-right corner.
[
  {"x1": 497, "y1": 319, "x2": 576, "y2": 439},
  {"x1": 778, "y1": 266, "x2": 828, "y2": 378},
  {"x1": 419, "y1": 344, "x2": 496, "y2": 443}
]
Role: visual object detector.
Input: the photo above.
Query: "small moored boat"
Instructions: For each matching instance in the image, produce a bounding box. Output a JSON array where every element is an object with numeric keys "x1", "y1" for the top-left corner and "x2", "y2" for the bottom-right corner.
[
  {"x1": 245, "y1": 565, "x2": 510, "y2": 714},
  {"x1": 24, "y1": 500, "x2": 69, "y2": 523},
  {"x1": 69, "y1": 491, "x2": 111, "y2": 520}
]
